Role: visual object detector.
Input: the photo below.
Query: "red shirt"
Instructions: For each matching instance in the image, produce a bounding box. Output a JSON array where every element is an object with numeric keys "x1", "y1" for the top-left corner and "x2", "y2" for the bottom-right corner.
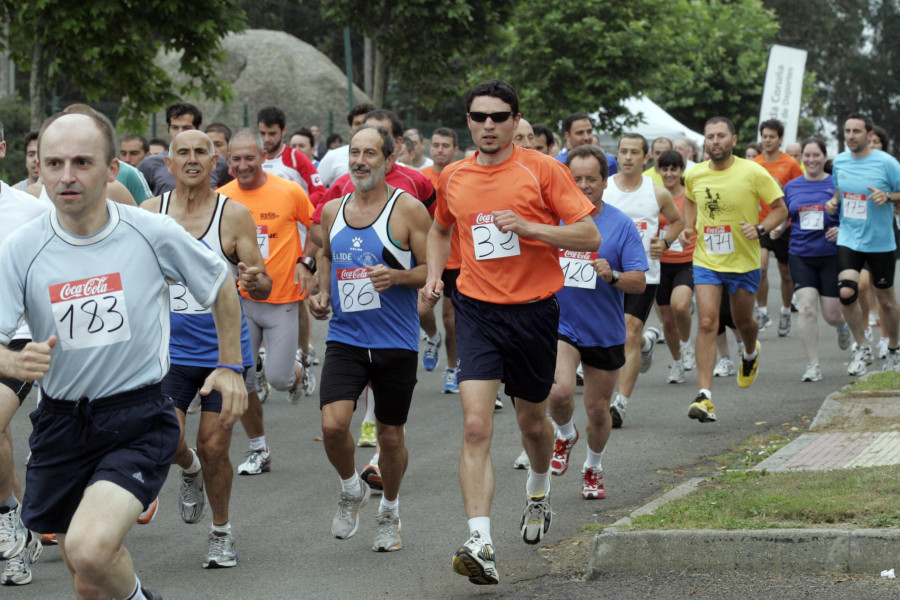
[{"x1": 312, "y1": 163, "x2": 436, "y2": 223}]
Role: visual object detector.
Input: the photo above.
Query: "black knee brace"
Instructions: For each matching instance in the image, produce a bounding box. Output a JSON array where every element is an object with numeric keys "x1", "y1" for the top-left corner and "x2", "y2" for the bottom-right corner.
[{"x1": 838, "y1": 280, "x2": 859, "y2": 305}]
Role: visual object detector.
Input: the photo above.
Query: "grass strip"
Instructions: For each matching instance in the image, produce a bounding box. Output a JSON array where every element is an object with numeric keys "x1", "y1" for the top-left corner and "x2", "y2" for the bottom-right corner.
[
  {"x1": 627, "y1": 466, "x2": 900, "y2": 530},
  {"x1": 845, "y1": 371, "x2": 900, "y2": 391}
]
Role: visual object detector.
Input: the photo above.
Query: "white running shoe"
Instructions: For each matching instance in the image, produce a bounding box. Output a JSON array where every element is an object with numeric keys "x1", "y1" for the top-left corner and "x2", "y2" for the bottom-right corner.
[
  {"x1": 332, "y1": 483, "x2": 371, "y2": 539},
  {"x1": 639, "y1": 327, "x2": 661, "y2": 373},
  {"x1": 186, "y1": 396, "x2": 201, "y2": 414},
  {"x1": 0, "y1": 530, "x2": 41, "y2": 585},
  {"x1": 610, "y1": 393, "x2": 627, "y2": 428},
  {"x1": 513, "y1": 449, "x2": 530, "y2": 470},
  {"x1": 777, "y1": 310, "x2": 791, "y2": 337},
  {"x1": 847, "y1": 344, "x2": 869, "y2": 377},
  {"x1": 878, "y1": 337, "x2": 890, "y2": 360},
  {"x1": 883, "y1": 349, "x2": 900, "y2": 372},
  {"x1": 680, "y1": 341, "x2": 696, "y2": 370},
  {"x1": 179, "y1": 468, "x2": 206, "y2": 524},
  {"x1": 667, "y1": 359, "x2": 685, "y2": 384},
  {"x1": 801, "y1": 362, "x2": 822, "y2": 382},
  {"x1": 237, "y1": 447, "x2": 271, "y2": 475},
  {"x1": 836, "y1": 324, "x2": 852, "y2": 351},
  {"x1": 713, "y1": 357, "x2": 735, "y2": 377},
  {"x1": 372, "y1": 511, "x2": 402, "y2": 552},
  {"x1": 203, "y1": 530, "x2": 238, "y2": 569},
  {"x1": 520, "y1": 491, "x2": 552, "y2": 544},
  {"x1": 757, "y1": 311, "x2": 772, "y2": 331},
  {"x1": 0, "y1": 504, "x2": 26, "y2": 560},
  {"x1": 452, "y1": 531, "x2": 499, "y2": 585}
]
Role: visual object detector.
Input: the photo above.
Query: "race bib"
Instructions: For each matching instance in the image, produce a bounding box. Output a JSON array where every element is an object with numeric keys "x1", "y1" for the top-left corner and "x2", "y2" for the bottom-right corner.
[
  {"x1": 659, "y1": 225, "x2": 683, "y2": 252},
  {"x1": 703, "y1": 225, "x2": 734, "y2": 255},
  {"x1": 256, "y1": 225, "x2": 270, "y2": 259},
  {"x1": 799, "y1": 204, "x2": 824, "y2": 230},
  {"x1": 635, "y1": 221, "x2": 648, "y2": 241},
  {"x1": 843, "y1": 192, "x2": 867, "y2": 220},
  {"x1": 559, "y1": 250, "x2": 598, "y2": 289},
  {"x1": 169, "y1": 283, "x2": 210, "y2": 314},
  {"x1": 336, "y1": 267, "x2": 381, "y2": 313},
  {"x1": 49, "y1": 273, "x2": 132, "y2": 351},
  {"x1": 470, "y1": 212, "x2": 520, "y2": 260}
]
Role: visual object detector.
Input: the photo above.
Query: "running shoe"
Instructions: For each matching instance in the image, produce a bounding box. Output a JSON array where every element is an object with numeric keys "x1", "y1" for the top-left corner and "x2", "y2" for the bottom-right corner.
[
  {"x1": 358, "y1": 422, "x2": 377, "y2": 447},
  {"x1": 520, "y1": 492, "x2": 552, "y2": 544},
  {"x1": 575, "y1": 363, "x2": 584, "y2": 386},
  {"x1": 582, "y1": 467, "x2": 606, "y2": 500},
  {"x1": 713, "y1": 357, "x2": 735, "y2": 377},
  {"x1": 39, "y1": 534, "x2": 57, "y2": 546},
  {"x1": 681, "y1": 342, "x2": 696, "y2": 370},
  {"x1": 423, "y1": 333, "x2": 442, "y2": 371},
  {"x1": 237, "y1": 447, "x2": 271, "y2": 475},
  {"x1": 847, "y1": 344, "x2": 870, "y2": 377},
  {"x1": 801, "y1": 362, "x2": 822, "y2": 382},
  {"x1": 777, "y1": 311, "x2": 791, "y2": 337},
  {"x1": 143, "y1": 588, "x2": 164, "y2": 600},
  {"x1": 332, "y1": 483, "x2": 371, "y2": 539},
  {"x1": 494, "y1": 394, "x2": 504, "y2": 409},
  {"x1": 836, "y1": 324, "x2": 852, "y2": 351},
  {"x1": 737, "y1": 340, "x2": 760, "y2": 388},
  {"x1": 878, "y1": 337, "x2": 890, "y2": 360},
  {"x1": 688, "y1": 393, "x2": 717, "y2": 423},
  {"x1": 203, "y1": 530, "x2": 238, "y2": 569},
  {"x1": 869, "y1": 311, "x2": 880, "y2": 327},
  {"x1": 256, "y1": 350, "x2": 269, "y2": 404},
  {"x1": 549, "y1": 428, "x2": 579, "y2": 476},
  {"x1": 0, "y1": 505, "x2": 26, "y2": 560},
  {"x1": 667, "y1": 359, "x2": 685, "y2": 384},
  {"x1": 186, "y1": 396, "x2": 201, "y2": 414},
  {"x1": 372, "y1": 511, "x2": 402, "y2": 552},
  {"x1": 179, "y1": 469, "x2": 206, "y2": 524},
  {"x1": 610, "y1": 393, "x2": 627, "y2": 429},
  {"x1": 639, "y1": 327, "x2": 661, "y2": 373},
  {"x1": 361, "y1": 464, "x2": 383, "y2": 491},
  {"x1": 757, "y1": 311, "x2": 772, "y2": 331},
  {"x1": 513, "y1": 449, "x2": 530, "y2": 470},
  {"x1": 442, "y1": 368, "x2": 459, "y2": 394},
  {"x1": 865, "y1": 327, "x2": 874, "y2": 345},
  {"x1": 308, "y1": 344, "x2": 320, "y2": 365},
  {"x1": 1, "y1": 531, "x2": 42, "y2": 586},
  {"x1": 288, "y1": 361, "x2": 312, "y2": 404},
  {"x1": 302, "y1": 367, "x2": 316, "y2": 397},
  {"x1": 137, "y1": 497, "x2": 159, "y2": 525},
  {"x1": 452, "y1": 531, "x2": 499, "y2": 585},
  {"x1": 883, "y1": 348, "x2": 900, "y2": 372}
]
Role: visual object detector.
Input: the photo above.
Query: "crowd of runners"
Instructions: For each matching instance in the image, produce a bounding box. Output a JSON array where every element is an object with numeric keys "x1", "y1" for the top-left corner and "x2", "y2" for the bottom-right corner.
[{"x1": 0, "y1": 77, "x2": 897, "y2": 596}]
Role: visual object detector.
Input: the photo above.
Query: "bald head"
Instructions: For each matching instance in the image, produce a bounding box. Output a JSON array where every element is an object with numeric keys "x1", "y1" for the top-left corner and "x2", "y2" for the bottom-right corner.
[
  {"x1": 169, "y1": 130, "x2": 215, "y2": 159},
  {"x1": 513, "y1": 118, "x2": 535, "y2": 150},
  {"x1": 40, "y1": 110, "x2": 116, "y2": 165}
]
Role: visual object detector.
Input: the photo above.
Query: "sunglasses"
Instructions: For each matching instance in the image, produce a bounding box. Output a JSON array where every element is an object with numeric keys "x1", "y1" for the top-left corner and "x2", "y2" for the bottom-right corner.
[{"x1": 468, "y1": 111, "x2": 515, "y2": 123}]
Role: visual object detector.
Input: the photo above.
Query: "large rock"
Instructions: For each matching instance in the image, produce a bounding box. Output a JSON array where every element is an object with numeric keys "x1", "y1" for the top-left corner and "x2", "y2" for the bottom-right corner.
[{"x1": 151, "y1": 29, "x2": 370, "y2": 139}]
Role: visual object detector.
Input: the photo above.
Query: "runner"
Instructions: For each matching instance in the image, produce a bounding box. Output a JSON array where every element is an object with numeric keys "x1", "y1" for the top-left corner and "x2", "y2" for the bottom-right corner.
[
  {"x1": 421, "y1": 79, "x2": 600, "y2": 585},
  {"x1": 547, "y1": 145, "x2": 647, "y2": 500},
  {"x1": 310, "y1": 125, "x2": 430, "y2": 552},
  {"x1": 680, "y1": 116, "x2": 787, "y2": 423}
]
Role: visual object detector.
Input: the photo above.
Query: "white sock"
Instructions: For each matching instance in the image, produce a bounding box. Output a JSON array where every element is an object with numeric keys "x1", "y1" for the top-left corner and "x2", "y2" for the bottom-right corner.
[
  {"x1": 699, "y1": 388, "x2": 711, "y2": 400},
  {"x1": 427, "y1": 332, "x2": 441, "y2": 345},
  {"x1": 249, "y1": 436, "x2": 266, "y2": 451},
  {"x1": 781, "y1": 306, "x2": 791, "y2": 316},
  {"x1": 211, "y1": 522, "x2": 231, "y2": 535},
  {"x1": 744, "y1": 348, "x2": 758, "y2": 361},
  {"x1": 183, "y1": 448, "x2": 201, "y2": 475},
  {"x1": 468, "y1": 517, "x2": 491, "y2": 543},
  {"x1": 0, "y1": 494, "x2": 17, "y2": 509},
  {"x1": 340, "y1": 472, "x2": 361, "y2": 495},
  {"x1": 526, "y1": 469, "x2": 551, "y2": 497},
  {"x1": 617, "y1": 393, "x2": 629, "y2": 406},
  {"x1": 584, "y1": 448, "x2": 603, "y2": 471},
  {"x1": 556, "y1": 418, "x2": 576, "y2": 439},
  {"x1": 680, "y1": 339, "x2": 692, "y2": 351},
  {"x1": 641, "y1": 336, "x2": 653, "y2": 352},
  {"x1": 379, "y1": 496, "x2": 399, "y2": 517},
  {"x1": 759, "y1": 307, "x2": 768, "y2": 316},
  {"x1": 124, "y1": 576, "x2": 146, "y2": 600}
]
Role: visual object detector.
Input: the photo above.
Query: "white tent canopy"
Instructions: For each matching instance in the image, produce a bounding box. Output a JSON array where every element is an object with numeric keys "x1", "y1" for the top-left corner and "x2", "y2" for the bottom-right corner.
[{"x1": 594, "y1": 96, "x2": 705, "y2": 151}]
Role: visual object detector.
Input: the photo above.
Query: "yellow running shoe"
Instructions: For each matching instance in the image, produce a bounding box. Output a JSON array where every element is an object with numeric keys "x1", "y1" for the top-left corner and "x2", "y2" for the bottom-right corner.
[{"x1": 737, "y1": 340, "x2": 760, "y2": 388}]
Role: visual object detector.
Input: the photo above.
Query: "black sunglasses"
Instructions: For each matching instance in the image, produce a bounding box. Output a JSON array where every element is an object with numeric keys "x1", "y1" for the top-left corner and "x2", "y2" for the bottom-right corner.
[{"x1": 468, "y1": 111, "x2": 515, "y2": 123}]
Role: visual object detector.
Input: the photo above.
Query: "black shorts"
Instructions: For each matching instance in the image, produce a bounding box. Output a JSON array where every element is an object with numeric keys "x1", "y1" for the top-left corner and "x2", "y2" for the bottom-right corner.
[
  {"x1": 0, "y1": 339, "x2": 33, "y2": 405},
  {"x1": 319, "y1": 341, "x2": 417, "y2": 426},
  {"x1": 452, "y1": 290, "x2": 558, "y2": 403},
  {"x1": 759, "y1": 228, "x2": 791, "y2": 265},
  {"x1": 441, "y1": 268, "x2": 460, "y2": 298},
  {"x1": 162, "y1": 363, "x2": 233, "y2": 414},
  {"x1": 789, "y1": 254, "x2": 839, "y2": 297},
  {"x1": 558, "y1": 334, "x2": 625, "y2": 371},
  {"x1": 718, "y1": 290, "x2": 736, "y2": 334},
  {"x1": 22, "y1": 384, "x2": 179, "y2": 534},
  {"x1": 656, "y1": 262, "x2": 694, "y2": 306},
  {"x1": 624, "y1": 284, "x2": 659, "y2": 322},
  {"x1": 837, "y1": 246, "x2": 896, "y2": 289}
]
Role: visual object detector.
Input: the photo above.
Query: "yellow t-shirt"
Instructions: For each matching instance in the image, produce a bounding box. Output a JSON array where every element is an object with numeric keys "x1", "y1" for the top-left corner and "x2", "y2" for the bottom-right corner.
[
  {"x1": 643, "y1": 166, "x2": 663, "y2": 186},
  {"x1": 684, "y1": 157, "x2": 783, "y2": 273}
]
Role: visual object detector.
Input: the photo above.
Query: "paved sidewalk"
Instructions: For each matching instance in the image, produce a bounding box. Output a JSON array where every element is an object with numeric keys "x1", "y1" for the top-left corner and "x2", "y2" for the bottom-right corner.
[{"x1": 589, "y1": 379, "x2": 900, "y2": 577}]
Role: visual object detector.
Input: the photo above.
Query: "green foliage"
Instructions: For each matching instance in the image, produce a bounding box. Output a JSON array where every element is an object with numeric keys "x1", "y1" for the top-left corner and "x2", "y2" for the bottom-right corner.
[
  {"x1": 0, "y1": 96, "x2": 32, "y2": 185},
  {"x1": 0, "y1": 0, "x2": 247, "y2": 129}
]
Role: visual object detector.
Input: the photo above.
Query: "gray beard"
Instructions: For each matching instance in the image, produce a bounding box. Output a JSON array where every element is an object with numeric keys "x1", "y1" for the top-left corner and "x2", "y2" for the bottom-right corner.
[{"x1": 351, "y1": 162, "x2": 387, "y2": 191}]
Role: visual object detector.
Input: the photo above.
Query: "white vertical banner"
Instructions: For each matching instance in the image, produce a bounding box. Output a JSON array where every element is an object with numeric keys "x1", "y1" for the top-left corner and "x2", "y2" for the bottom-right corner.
[{"x1": 758, "y1": 45, "x2": 808, "y2": 146}]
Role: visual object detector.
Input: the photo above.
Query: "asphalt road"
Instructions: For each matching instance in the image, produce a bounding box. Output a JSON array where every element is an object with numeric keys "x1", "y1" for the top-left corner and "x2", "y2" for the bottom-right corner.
[{"x1": 9, "y1": 267, "x2": 897, "y2": 599}]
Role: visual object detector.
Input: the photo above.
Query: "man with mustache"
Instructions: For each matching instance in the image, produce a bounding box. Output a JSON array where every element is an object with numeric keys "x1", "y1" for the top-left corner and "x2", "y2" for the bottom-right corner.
[{"x1": 310, "y1": 125, "x2": 430, "y2": 552}]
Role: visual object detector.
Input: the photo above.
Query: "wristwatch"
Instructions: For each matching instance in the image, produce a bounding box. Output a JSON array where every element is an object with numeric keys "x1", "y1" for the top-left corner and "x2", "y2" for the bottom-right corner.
[
  {"x1": 297, "y1": 256, "x2": 317, "y2": 273},
  {"x1": 756, "y1": 224, "x2": 766, "y2": 238},
  {"x1": 663, "y1": 238, "x2": 672, "y2": 249},
  {"x1": 610, "y1": 270, "x2": 621, "y2": 285}
]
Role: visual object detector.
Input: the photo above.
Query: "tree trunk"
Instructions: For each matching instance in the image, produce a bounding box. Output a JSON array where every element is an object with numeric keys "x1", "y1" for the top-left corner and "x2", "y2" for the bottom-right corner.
[
  {"x1": 373, "y1": 46, "x2": 385, "y2": 107},
  {"x1": 363, "y1": 35, "x2": 373, "y2": 98},
  {"x1": 29, "y1": 30, "x2": 42, "y2": 130}
]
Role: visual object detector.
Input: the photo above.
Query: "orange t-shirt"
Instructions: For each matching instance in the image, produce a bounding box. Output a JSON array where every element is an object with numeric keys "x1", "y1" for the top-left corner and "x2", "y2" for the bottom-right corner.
[
  {"x1": 435, "y1": 145, "x2": 594, "y2": 303},
  {"x1": 755, "y1": 152, "x2": 801, "y2": 221},
  {"x1": 659, "y1": 193, "x2": 695, "y2": 263},
  {"x1": 218, "y1": 174, "x2": 314, "y2": 304},
  {"x1": 426, "y1": 166, "x2": 462, "y2": 269}
]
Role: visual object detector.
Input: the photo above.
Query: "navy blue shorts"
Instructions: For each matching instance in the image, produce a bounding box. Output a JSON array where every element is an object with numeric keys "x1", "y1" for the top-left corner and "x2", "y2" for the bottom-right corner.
[
  {"x1": 789, "y1": 254, "x2": 839, "y2": 297},
  {"x1": 452, "y1": 290, "x2": 558, "y2": 403},
  {"x1": 163, "y1": 363, "x2": 224, "y2": 413},
  {"x1": 558, "y1": 334, "x2": 625, "y2": 371},
  {"x1": 22, "y1": 384, "x2": 179, "y2": 534},
  {"x1": 319, "y1": 341, "x2": 417, "y2": 426},
  {"x1": 441, "y1": 268, "x2": 461, "y2": 298}
]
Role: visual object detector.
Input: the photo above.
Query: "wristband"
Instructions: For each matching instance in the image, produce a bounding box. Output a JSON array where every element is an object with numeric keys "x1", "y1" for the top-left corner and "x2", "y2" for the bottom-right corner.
[
  {"x1": 663, "y1": 238, "x2": 672, "y2": 249},
  {"x1": 216, "y1": 364, "x2": 244, "y2": 374}
]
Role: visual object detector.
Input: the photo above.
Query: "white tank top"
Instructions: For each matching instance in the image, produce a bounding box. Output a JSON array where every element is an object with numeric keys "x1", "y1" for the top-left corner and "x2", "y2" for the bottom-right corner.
[{"x1": 604, "y1": 175, "x2": 660, "y2": 284}]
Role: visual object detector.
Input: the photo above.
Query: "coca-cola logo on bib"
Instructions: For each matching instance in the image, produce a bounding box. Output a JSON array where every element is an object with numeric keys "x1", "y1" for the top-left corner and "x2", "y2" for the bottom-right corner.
[
  {"x1": 559, "y1": 250, "x2": 596, "y2": 260},
  {"x1": 49, "y1": 273, "x2": 123, "y2": 302},
  {"x1": 469, "y1": 212, "x2": 494, "y2": 225},
  {"x1": 337, "y1": 267, "x2": 370, "y2": 281}
]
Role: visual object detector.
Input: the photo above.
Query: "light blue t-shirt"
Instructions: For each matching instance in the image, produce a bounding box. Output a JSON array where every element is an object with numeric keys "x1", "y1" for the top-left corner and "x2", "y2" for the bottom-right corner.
[
  {"x1": 0, "y1": 201, "x2": 230, "y2": 400},
  {"x1": 832, "y1": 149, "x2": 900, "y2": 252}
]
